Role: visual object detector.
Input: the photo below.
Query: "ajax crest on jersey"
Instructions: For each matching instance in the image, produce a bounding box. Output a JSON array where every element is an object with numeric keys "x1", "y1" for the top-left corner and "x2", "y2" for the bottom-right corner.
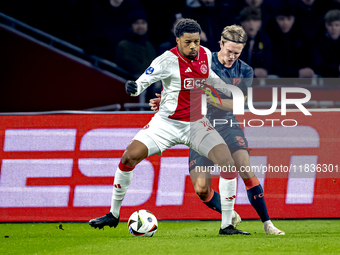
[
  {"x1": 200, "y1": 64, "x2": 207, "y2": 74},
  {"x1": 128, "y1": 210, "x2": 158, "y2": 237}
]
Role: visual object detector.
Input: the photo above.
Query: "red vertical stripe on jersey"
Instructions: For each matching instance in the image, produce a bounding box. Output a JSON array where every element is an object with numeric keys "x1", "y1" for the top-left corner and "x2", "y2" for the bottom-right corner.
[{"x1": 169, "y1": 46, "x2": 210, "y2": 122}]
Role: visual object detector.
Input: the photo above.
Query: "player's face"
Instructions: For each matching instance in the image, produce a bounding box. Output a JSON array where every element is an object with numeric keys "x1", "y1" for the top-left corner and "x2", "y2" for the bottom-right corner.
[
  {"x1": 176, "y1": 32, "x2": 200, "y2": 60},
  {"x1": 325, "y1": 20, "x2": 340, "y2": 40},
  {"x1": 219, "y1": 41, "x2": 244, "y2": 67},
  {"x1": 276, "y1": 15, "x2": 295, "y2": 33}
]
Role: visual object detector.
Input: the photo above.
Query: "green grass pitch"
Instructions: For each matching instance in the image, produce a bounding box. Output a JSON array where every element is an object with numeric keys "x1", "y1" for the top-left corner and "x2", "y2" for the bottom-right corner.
[{"x1": 1, "y1": 220, "x2": 340, "y2": 255}]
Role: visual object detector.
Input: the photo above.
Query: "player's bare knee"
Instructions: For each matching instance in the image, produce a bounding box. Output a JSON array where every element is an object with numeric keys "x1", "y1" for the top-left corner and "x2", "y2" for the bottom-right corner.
[
  {"x1": 121, "y1": 153, "x2": 136, "y2": 167},
  {"x1": 235, "y1": 157, "x2": 249, "y2": 168},
  {"x1": 209, "y1": 145, "x2": 234, "y2": 168},
  {"x1": 218, "y1": 158, "x2": 235, "y2": 170},
  {"x1": 121, "y1": 141, "x2": 148, "y2": 166},
  {"x1": 121, "y1": 150, "x2": 143, "y2": 167}
]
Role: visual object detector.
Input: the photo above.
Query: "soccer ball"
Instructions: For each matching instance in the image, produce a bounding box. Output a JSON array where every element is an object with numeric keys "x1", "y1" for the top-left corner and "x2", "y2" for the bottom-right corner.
[{"x1": 128, "y1": 210, "x2": 158, "y2": 237}]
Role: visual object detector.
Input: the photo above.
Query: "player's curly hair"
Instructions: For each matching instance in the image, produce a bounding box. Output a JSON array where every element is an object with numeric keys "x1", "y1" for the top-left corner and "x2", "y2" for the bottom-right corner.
[{"x1": 174, "y1": 18, "x2": 201, "y2": 38}]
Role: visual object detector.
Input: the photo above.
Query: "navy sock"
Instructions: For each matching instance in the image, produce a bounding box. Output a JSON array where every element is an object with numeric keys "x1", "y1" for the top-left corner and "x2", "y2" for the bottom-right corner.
[
  {"x1": 203, "y1": 190, "x2": 221, "y2": 213},
  {"x1": 247, "y1": 184, "x2": 270, "y2": 222}
]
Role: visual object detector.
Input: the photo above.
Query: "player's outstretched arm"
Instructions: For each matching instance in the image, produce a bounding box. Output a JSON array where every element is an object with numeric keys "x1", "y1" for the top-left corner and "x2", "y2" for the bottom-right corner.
[{"x1": 125, "y1": 80, "x2": 138, "y2": 95}]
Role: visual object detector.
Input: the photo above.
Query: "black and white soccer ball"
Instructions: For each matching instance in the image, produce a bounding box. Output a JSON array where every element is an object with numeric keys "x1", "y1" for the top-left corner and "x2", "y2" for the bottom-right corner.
[{"x1": 128, "y1": 210, "x2": 158, "y2": 237}]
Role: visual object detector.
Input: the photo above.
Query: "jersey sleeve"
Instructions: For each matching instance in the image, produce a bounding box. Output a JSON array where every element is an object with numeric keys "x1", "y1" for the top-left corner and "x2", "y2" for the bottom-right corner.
[{"x1": 133, "y1": 52, "x2": 173, "y2": 96}]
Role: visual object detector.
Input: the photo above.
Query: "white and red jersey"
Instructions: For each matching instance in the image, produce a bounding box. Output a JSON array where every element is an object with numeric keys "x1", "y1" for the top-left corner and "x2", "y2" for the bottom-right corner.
[{"x1": 134, "y1": 45, "x2": 222, "y2": 122}]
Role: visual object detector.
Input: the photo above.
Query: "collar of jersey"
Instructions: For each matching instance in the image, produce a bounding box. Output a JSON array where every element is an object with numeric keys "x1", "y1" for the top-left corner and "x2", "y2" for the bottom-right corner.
[{"x1": 175, "y1": 46, "x2": 200, "y2": 62}]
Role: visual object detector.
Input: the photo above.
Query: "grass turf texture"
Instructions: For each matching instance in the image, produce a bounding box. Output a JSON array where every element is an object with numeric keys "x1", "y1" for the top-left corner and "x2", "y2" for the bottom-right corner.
[{"x1": 1, "y1": 220, "x2": 340, "y2": 255}]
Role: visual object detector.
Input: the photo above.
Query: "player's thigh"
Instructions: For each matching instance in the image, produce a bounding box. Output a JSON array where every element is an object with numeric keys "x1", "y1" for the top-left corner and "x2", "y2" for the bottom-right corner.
[
  {"x1": 221, "y1": 123, "x2": 254, "y2": 179},
  {"x1": 207, "y1": 142, "x2": 234, "y2": 168},
  {"x1": 218, "y1": 122, "x2": 250, "y2": 156},
  {"x1": 189, "y1": 149, "x2": 213, "y2": 190}
]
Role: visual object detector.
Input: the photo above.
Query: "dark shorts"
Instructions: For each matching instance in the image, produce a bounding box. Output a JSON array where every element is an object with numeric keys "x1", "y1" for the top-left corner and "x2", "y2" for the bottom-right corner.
[{"x1": 189, "y1": 122, "x2": 250, "y2": 172}]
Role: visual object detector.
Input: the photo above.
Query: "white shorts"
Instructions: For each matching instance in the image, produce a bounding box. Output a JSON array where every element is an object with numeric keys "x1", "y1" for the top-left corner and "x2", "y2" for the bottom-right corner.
[{"x1": 133, "y1": 114, "x2": 225, "y2": 158}]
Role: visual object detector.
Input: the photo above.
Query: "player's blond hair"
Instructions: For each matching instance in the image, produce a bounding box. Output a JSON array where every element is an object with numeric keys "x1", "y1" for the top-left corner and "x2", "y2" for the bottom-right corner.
[{"x1": 220, "y1": 25, "x2": 247, "y2": 45}]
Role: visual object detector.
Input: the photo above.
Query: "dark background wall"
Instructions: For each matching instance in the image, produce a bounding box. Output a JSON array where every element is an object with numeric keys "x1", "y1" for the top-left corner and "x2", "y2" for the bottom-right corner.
[{"x1": 0, "y1": 28, "x2": 137, "y2": 112}]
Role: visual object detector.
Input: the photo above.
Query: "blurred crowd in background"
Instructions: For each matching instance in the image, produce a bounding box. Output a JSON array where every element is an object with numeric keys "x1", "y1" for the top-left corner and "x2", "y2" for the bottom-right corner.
[{"x1": 1, "y1": 0, "x2": 340, "y2": 82}]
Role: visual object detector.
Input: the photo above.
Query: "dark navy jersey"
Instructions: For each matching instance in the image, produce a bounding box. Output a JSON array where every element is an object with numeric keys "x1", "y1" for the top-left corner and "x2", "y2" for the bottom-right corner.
[{"x1": 206, "y1": 52, "x2": 253, "y2": 121}]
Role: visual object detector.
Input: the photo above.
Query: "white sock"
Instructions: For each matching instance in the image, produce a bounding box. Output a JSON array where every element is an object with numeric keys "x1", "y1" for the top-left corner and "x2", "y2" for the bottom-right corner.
[
  {"x1": 110, "y1": 168, "x2": 134, "y2": 218},
  {"x1": 219, "y1": 176, "x2": 237, "y2": 229},
  {"x1": 111, "y1": 200, "x2": 123, "y2": 218},
  {"x1": 221, "y1": 210, "x2": 233, "y2": 229}
]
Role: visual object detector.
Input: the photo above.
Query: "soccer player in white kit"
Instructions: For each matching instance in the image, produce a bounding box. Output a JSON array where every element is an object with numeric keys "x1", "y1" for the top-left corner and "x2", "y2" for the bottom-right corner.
[{"x1": 89, "y1": 18, "x2": 250, "y2": 235}]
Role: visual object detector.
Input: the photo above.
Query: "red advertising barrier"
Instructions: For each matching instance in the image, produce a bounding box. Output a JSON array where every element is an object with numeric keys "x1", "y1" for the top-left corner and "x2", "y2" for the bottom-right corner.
[{"x1": 0, "y1": 111, "x2": 339, "y2": 222}]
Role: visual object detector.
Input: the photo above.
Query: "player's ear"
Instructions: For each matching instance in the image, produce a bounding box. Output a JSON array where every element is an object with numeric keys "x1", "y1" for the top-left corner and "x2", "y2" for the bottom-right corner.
[{"x1": 176, "y1": 37, "x2": 180, "y2": 44}]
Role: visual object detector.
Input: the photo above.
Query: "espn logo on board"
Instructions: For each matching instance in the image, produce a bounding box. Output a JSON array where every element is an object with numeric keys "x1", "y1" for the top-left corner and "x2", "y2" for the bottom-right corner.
[
  {"x1": 0, "y1": 112, "x2": 339, "y2": 221},
  {"x1": 0, "y1": 127, "x2": 320, "y2": 208}
]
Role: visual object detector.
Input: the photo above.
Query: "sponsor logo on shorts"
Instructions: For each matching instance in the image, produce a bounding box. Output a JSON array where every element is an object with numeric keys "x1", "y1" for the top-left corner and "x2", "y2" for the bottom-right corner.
[
  {"x1": 142, "y1": 124, "x2": 150, "y2": 130},
  {"x1": 199, "y1": 120, "x2": 214, "y2": 131},
  {"x1": 236, "y1": 136, "x2": 245, "y2": 147},
  {"x1": 189, "y1": 159, "x2": 196, "y2": 168},
  {"x1": 199, "y1": 120, "x2": 210, "y2": 127}
]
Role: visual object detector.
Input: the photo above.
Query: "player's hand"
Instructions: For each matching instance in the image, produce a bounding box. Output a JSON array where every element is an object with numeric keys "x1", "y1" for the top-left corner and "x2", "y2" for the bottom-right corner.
[
  {"x1": 206, "y1": 94, "x2": 214, "y2": 105},
  {"x1": 125, "y1": 80, "x2": 137, "y2": 95},
  {"x1": 203, "y1": 88, "x2": 215, "y2": 106},
  {"x1": 149, "y1": 93, "x2": 161, "y2": 113}
]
